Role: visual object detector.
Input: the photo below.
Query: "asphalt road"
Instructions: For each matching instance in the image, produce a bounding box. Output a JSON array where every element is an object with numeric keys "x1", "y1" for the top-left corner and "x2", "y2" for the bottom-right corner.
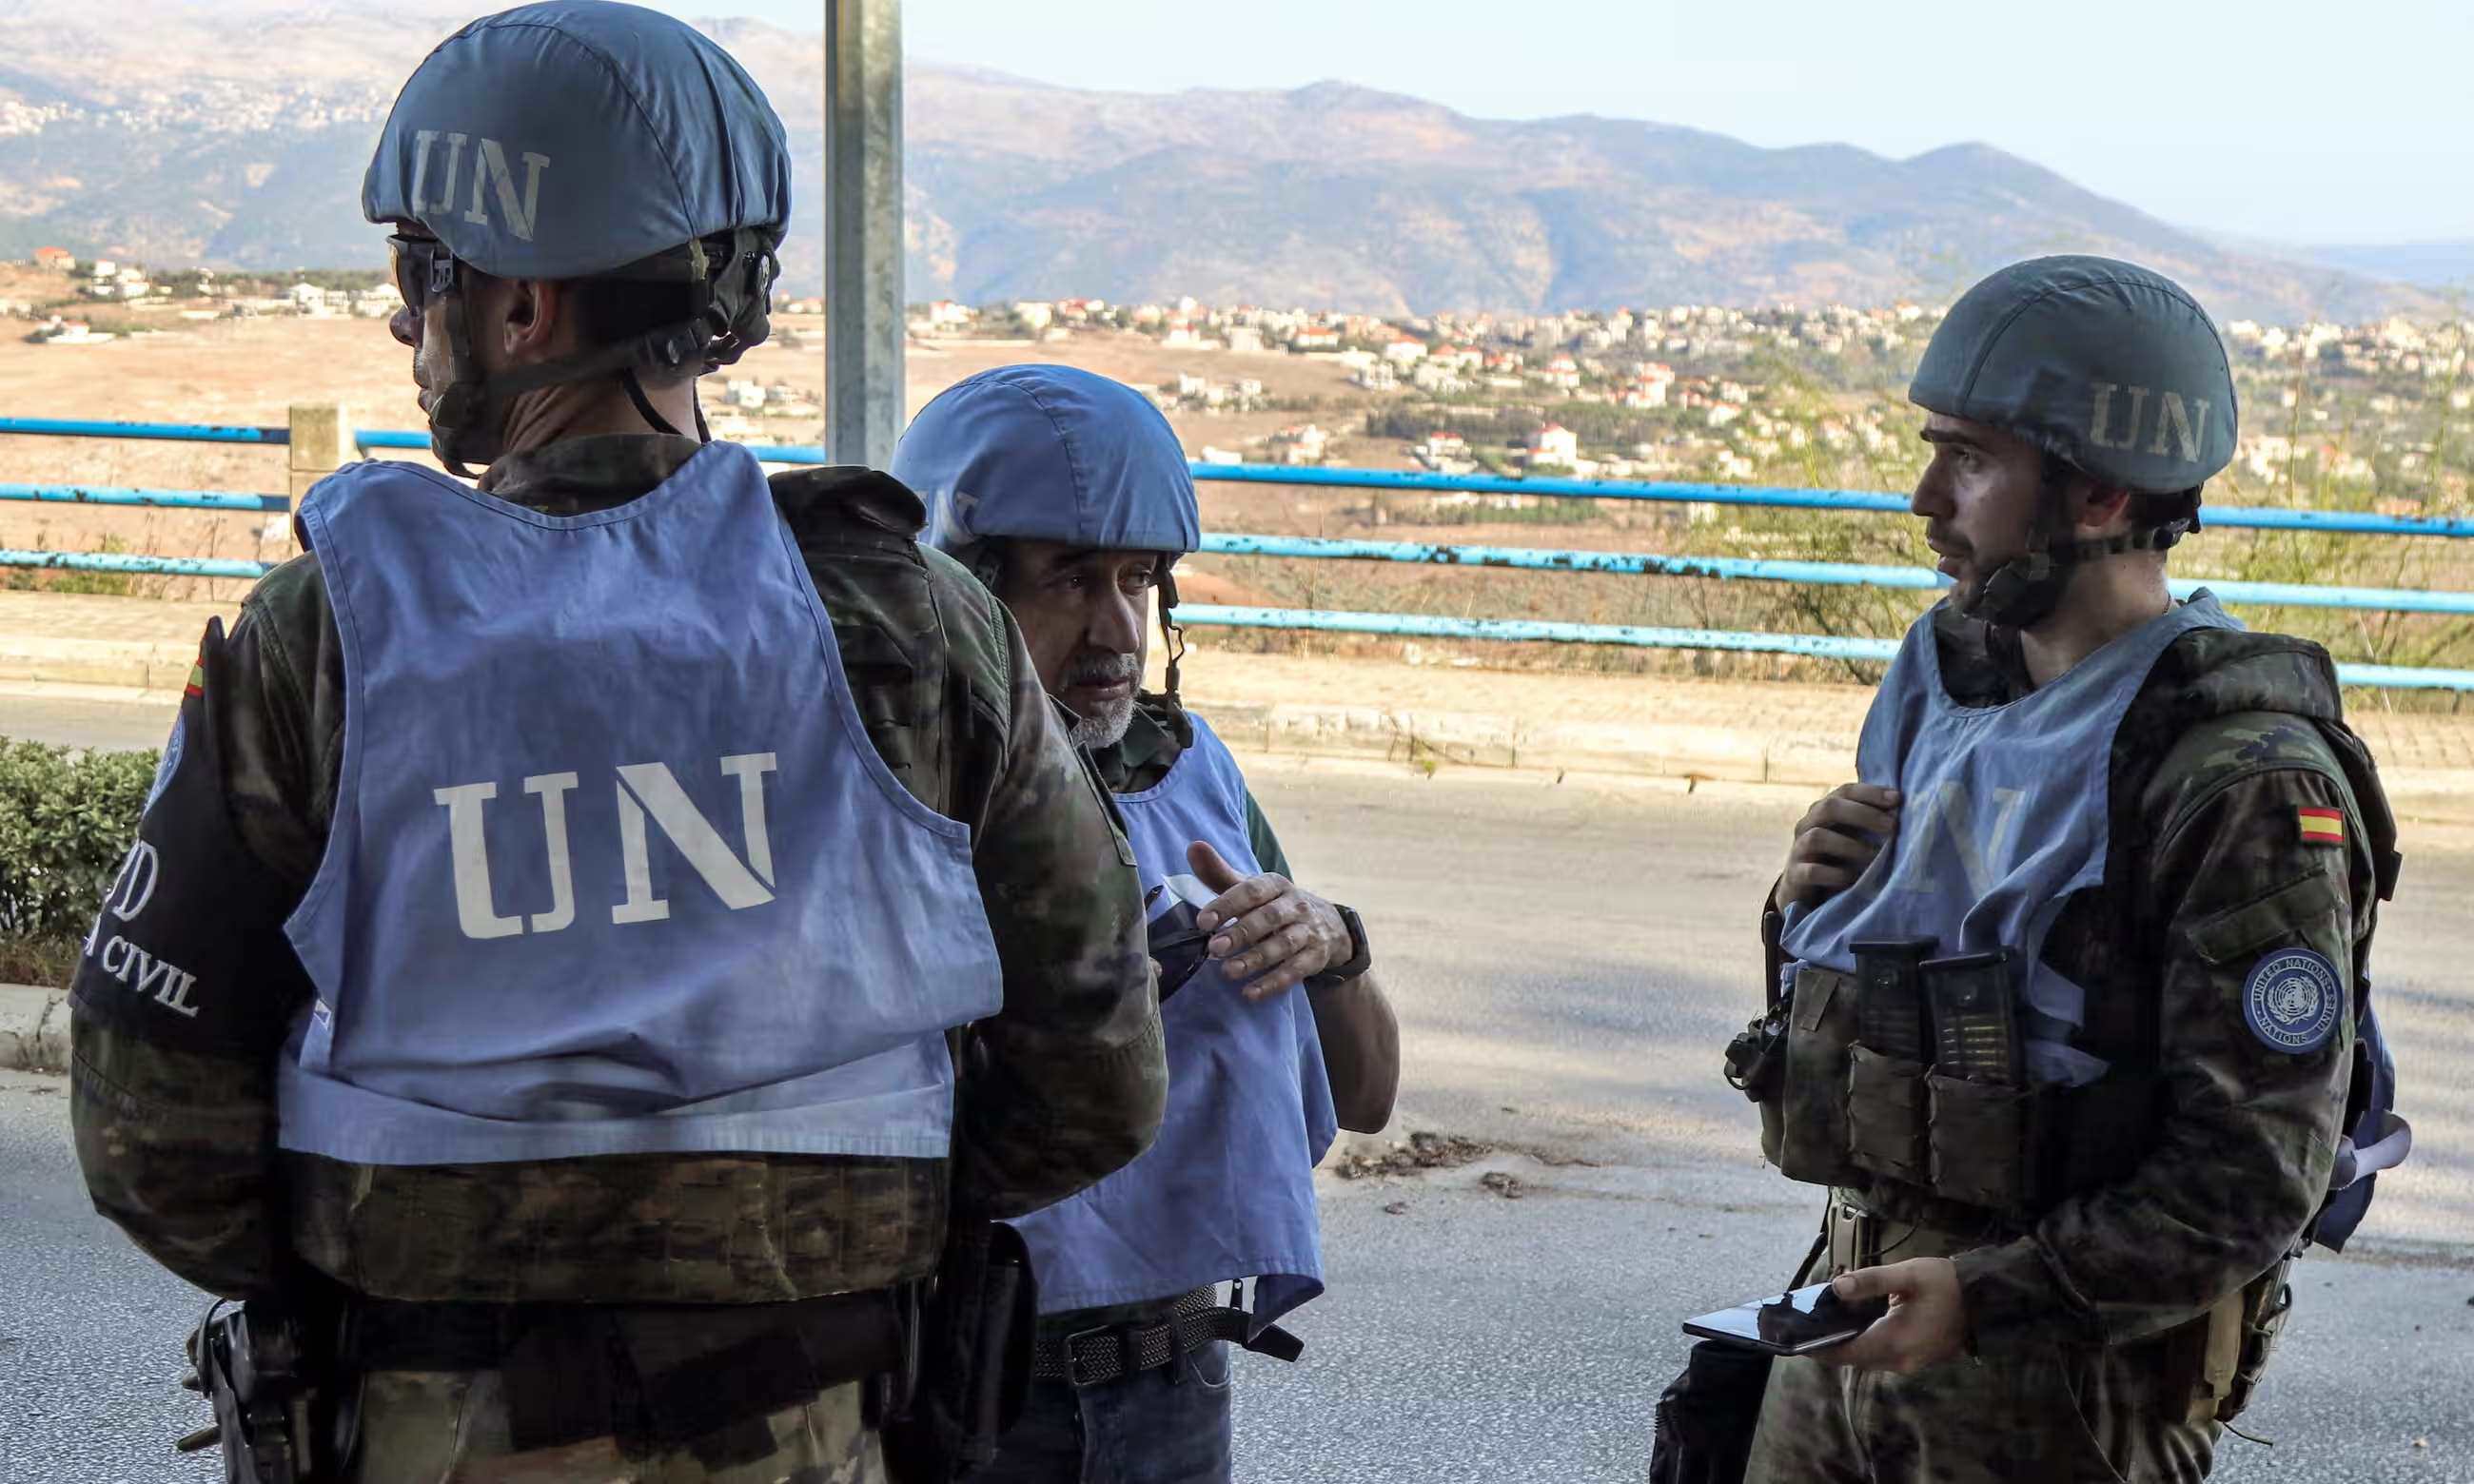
[{"x1": 3, "y1": 691, "x2": 2470, "y2": 1482}]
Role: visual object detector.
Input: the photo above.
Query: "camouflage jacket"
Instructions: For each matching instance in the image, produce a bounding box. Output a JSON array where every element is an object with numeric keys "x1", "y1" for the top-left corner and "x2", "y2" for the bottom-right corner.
[
  {"x1": 69, "y1": 434, "x2": 1167, "y2": 1304},
  {"x1": 1760, "y1": 601, "x2": 2393, "y2": 1360}
]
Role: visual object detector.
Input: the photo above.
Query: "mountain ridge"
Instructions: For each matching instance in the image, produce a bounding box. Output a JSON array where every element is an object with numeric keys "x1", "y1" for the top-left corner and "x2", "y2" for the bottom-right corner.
[{"x1": 0, "y1": 4, "x2": 2440, "y2": 322}]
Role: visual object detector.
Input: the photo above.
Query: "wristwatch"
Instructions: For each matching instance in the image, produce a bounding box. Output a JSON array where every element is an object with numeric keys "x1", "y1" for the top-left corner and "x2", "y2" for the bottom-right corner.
[{"x1": 1306, "y1": 903, "x2": 1371, "y2": 991}]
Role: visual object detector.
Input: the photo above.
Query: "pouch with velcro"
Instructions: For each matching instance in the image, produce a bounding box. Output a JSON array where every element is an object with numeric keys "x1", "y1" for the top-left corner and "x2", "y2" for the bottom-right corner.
[
  {"x1": 1777, "y1": 966, "x2": 1866, "y2": 1187},
  {"x1": 2185, "y1": 868, "x2": 2348, "y2": 967},
  {"x1": 1844, "y1": 1045, "x2": 1930, "y2": 1183},
  {"x1": 1926, "y1": 1072, "x2": 2035, "y2": 1211}
]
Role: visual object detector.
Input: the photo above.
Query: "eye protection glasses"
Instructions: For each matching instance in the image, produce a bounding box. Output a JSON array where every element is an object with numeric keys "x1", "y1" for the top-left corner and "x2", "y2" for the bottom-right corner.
[{"x1": 386, "y1": 234, "x2": 460, "y2": 319}]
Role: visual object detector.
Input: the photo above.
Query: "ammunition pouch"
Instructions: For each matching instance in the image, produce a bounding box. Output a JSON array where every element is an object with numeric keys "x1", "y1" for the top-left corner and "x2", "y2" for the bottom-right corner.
[
  {"x1": 2181, "y1": 1261, "x2": 2295, "y2": 1426},
  {"x1": 1843, "y1": 1045, "x2": 1929, "y2": 1184},
  {"x1": 880, "y1": 1215, "x2": 1038, "y2": 1484},
  {"x1": 1924, "y1": 1072, "x2": 2034, "y2": 1211},
  {"x1": 1777, "y1": 966, "x2": 1866, "y2": 1187},
  {"x1": 1761, "y1": 951, "x2": 2168, "y2": 1220}
]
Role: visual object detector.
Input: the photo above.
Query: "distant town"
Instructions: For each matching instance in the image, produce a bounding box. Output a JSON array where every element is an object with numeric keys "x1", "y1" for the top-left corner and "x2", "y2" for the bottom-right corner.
[
  {"x1": 912, "y1": 294, "x2": 2473, "y2": 512},
  {"x1": 6, "y1": 248, "x2": 2465, "y2": 509}
]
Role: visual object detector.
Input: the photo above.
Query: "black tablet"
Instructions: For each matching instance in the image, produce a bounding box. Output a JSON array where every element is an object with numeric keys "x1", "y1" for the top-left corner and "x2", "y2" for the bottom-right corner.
[{"x1": 1681, "y1": 1281, "x2": 1888, "y2": 1357}]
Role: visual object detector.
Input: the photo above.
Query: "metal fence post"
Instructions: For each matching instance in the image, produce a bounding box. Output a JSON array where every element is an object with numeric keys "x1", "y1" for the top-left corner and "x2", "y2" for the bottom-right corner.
[
  {"x1": 286, "y1": 402, "x2": 351, "y2": 505},
  {"x1": 824, "y1": 0, "x2": 905, "y2": 470}
]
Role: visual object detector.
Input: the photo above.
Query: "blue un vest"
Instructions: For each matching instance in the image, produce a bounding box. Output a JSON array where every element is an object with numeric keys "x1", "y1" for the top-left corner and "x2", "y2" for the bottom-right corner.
[
  {"x1": 1780, "y1": 594, "x2": 2243, "y2": 1087},
  {"x1": 280, "y1": 444, "x2": 1003, "y2": 1165},
  {"x1": 1010, "y1": 713, "x2": 1339, "y2": 1326}
]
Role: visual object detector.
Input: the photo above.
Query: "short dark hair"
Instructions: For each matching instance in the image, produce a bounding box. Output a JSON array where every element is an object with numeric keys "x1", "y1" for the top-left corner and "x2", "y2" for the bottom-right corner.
[{"x1": 2035, "y1": 448, "x2": 2201, "y2": 537}]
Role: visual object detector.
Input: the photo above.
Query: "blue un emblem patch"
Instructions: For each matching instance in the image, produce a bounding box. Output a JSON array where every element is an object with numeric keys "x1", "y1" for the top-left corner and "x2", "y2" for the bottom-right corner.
[{"x1": 2242, "y1": 947, "x2": 2343, "y2": 1054}]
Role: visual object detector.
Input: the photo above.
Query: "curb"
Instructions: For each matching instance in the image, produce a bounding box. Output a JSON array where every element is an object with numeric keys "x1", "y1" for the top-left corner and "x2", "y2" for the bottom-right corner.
[
  {"x1": 1201, "y1": 699, "x2": 1846, "y2": 790},
  {"x1": 0, "y1": 983, "x2": 69, "y2": 1075}
]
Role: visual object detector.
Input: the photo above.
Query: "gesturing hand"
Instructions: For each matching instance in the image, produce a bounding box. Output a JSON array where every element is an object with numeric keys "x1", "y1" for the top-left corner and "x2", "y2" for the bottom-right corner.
[
  {"x1": 1774, "y1": 782, "x2": 1901, "y2": 914},
  {"x1": 1188, "y1": 840, "x2": 1350, "y2": 1002}
]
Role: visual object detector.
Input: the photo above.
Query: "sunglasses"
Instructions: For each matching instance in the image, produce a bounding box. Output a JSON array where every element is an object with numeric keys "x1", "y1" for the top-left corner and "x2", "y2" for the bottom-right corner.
[{"x1": 386, "y1": 234, "x2": 459, "y2": 318}]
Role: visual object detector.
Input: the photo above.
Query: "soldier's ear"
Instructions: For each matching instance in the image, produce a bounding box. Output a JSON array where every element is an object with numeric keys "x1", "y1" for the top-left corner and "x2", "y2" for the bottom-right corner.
[
  {"x1": 2073, "y1": 480, "x2": 2135, "y2": 535},
  {"x1": 500, "y1": 278, "x2": 560, "y2": 361}
]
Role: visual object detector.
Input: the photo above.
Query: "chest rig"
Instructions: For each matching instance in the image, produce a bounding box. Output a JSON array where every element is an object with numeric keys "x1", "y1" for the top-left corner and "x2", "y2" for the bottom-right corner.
[{"x1": 1757, "y1": 596, "x2": 2239, "y2": 1214}]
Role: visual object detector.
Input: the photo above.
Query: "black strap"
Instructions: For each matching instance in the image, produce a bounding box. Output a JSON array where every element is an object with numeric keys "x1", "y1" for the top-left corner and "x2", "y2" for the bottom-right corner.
[
  {"x1": 346, "y1": 1291, "x2": 904, "y2": 1451},
  {"x1": 1031, "y1": 1289, "x2": 1302, "y2": 1388}
]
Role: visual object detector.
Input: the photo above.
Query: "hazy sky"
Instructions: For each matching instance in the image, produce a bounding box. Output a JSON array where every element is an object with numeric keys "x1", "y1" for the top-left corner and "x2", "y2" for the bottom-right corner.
[{"x1": 638, "y1": 0, "x2": 2474, "y2": 246}]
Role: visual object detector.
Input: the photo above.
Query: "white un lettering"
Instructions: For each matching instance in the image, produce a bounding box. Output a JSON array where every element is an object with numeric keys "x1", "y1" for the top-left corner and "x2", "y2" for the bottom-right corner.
[
  {"x1": 433, "y1": 753, "x2": 778, "y2": 940},
  {"x1": 2088, "y1": 381, "x2": 2210, "y2": 464},
  {"x1": 404, "y1": 130, "x2": 550, "y2": 243}
]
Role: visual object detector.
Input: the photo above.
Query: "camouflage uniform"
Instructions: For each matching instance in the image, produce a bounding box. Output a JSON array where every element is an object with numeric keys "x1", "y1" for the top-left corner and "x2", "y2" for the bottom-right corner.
[
  {"x1": 1744, "y1": 608, "x2": 2392, "y2": 1484},
  {"x1": 69, "y1": 435, "x2": 1168, "y2": 1477}
]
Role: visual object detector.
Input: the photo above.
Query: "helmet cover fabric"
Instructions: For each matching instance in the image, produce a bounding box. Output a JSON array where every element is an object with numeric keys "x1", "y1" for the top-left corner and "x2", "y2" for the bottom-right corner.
[
  {"x1": 363, "y1": 1, "x2": 791, "y2": 281},
  {"x1": 893, "y1": 364, "x2": 1203, "y2": 559},
  {"x1": 1910, "y1": 255, "x2": 2237, "y2": 495}
]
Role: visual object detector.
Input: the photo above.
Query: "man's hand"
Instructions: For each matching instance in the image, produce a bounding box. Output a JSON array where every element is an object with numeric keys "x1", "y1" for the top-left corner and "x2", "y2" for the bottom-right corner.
[
  {"x1": 1808, "y1": 1258, "x2": 1967, "y2": 1376},
  {"x1": 1774, "y1": 782, "x2": 1902, "y2": 914},
  {"x1": 1188, "y1": 840, "x2": 1349, "y2": 1002}
]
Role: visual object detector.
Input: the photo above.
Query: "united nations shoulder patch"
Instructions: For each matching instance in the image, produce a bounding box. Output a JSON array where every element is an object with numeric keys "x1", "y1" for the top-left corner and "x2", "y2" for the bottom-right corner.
[{"x1": 2242, "y1": 947, "x2": 2343, "y2": 1054}]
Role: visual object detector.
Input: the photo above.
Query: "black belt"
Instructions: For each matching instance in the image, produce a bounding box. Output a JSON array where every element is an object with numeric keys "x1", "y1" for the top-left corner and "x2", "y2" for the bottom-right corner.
[
  {"x1": 346, "y1": 1289, "x2": 905, "y2": 1451},
  {"x1": 1031, "y1": 1286, "x2": 1303, "y2": 1389}
]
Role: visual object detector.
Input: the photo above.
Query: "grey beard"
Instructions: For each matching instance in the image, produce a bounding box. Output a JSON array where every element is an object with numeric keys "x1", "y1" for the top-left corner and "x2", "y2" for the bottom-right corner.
[
  {"x1": 1062, "y1": 653, "x2": 1141, "y2": 749},
  {"x1": 1067, "y1": 693, "x2": 1136, "y2": 749}
]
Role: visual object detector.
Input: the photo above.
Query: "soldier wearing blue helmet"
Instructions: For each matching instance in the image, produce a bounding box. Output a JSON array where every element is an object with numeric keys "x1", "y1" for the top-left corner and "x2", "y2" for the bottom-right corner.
[
  {"x1": 1708, "y1": 258, "x2": 2409, "y2": 1482},
  {"x1": 894, "y1": 365, "x2": 1402, "y2": 1484},
  {"x1": 69, "y1": 8, "x2": 1168, "y2": 1481}
]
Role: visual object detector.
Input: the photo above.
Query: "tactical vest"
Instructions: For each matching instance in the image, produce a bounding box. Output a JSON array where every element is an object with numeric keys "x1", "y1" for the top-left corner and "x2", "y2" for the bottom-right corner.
[
  {"x1": 279, "y1": 444, "x2": 1004, "y2": 1165},
  {"x1": 1010, "y1": 712, "x2": 1339, "y2": 1329},
  {"x1": 1761, "y1": 596, "x2": 2404, "y2": 1233},
  {"x1": 1769, "y1": 596, "x2": 2234, "y2": 1209}
]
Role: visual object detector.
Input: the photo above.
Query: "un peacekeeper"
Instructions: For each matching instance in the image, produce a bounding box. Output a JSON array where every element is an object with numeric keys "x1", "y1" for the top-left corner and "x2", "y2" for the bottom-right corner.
[
  {"x1": 1738, "y1": 256, "x2": 2408, "y2": 1482},
  {"x1": 892, "y1": 364, "x2": 1403, "y2": 1484},
  {"x1": 68, "y1": 7, "x2": 1166, "y2": 1480}
]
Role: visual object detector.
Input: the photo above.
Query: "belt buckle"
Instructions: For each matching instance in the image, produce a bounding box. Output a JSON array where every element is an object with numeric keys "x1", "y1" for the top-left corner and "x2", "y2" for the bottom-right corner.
[{"x1": 1061, "y1": 1324, "x2": 1117, "y2": 1389}]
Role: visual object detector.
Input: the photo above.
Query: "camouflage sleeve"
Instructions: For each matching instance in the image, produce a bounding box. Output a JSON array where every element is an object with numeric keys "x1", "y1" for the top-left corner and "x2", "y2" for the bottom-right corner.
[
  {"x1": 1954, "y1": 756, "x2": 2358, "y2": 1356},
  {"x1": 950, "y1": 599, "x2": 1165, "y2": 1220},
  {"x1": 69, "y1": 599, "x2": 321, "y2": 1299}
]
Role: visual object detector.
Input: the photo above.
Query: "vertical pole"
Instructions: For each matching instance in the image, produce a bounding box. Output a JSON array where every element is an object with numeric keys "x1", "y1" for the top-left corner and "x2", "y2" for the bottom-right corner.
[
  {"x1": 286, "y1": 401, "x2": 351, "y2": 509},
  {"x1": 825, "y1": 0, "x2": 905, "y2": 470}
]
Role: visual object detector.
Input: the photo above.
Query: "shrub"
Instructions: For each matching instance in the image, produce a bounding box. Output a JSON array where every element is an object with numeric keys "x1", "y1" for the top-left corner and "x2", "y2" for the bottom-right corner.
[{"x1": 0, "y1": 736, "x2": 159, "y2": 946}]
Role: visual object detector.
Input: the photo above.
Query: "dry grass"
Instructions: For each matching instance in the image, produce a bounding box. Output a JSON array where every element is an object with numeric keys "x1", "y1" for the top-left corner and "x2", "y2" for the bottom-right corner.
[{"x1": 3, "y1": 315, "x2": 2467, "y2": 706}]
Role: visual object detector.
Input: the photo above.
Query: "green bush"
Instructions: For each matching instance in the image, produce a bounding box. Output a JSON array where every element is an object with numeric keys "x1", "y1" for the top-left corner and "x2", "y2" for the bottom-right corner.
[{"x1": 0, "y1": 736, "x2": 159, "y2": 944}]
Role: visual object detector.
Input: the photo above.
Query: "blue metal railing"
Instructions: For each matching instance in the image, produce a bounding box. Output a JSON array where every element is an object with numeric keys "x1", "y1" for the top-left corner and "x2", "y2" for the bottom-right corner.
[
  {"x1": 0, "y1": 416, "x2": 287, "y2": 445},
  {"x1": 1188, "y1": 462, "x2": 2474, "y2": 539},
  {"x1": 8, "y1": 420, "x2": 2473, "y2": 688},
  {"x1": 1200, "y1": 534, "x2": 2474, "y2": 616},
  {"x1": 0, "y1": 481, "x2": 291, "y2": 512},
  {"x1": 0, "y1": 549, "x2": 273, "y2": 579},
  {"x1": 1174, "y1": 604, "x2": 2474, "y2": 692}
]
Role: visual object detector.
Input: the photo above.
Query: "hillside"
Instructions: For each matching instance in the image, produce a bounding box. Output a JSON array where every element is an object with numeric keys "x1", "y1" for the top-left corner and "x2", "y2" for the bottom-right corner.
[{"x1": 0, "y1": 2, "x2": 2436, "y2": 321}]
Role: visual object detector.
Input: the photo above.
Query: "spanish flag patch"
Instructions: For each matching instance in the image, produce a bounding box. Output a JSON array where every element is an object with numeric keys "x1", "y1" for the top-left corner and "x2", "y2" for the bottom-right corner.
[
  {"x1": 2298, "y1": 807, "x2": 2345, "y2": 847},
  {"x1": 184, "y1": 641, "x2": 205, "y2": 698}
]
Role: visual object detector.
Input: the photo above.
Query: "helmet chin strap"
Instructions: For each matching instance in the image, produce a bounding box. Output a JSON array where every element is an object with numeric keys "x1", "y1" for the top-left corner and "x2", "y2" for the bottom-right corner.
[
  {"x1": 1961, "y1": 461, "x2": 2191, "y2": 630},
  {"x1": 1157, "y1": 565, "x2": 1188, "y2": 701},
  {"x1": 423, "y1": 264, "x2": 723, "y2": 478}
]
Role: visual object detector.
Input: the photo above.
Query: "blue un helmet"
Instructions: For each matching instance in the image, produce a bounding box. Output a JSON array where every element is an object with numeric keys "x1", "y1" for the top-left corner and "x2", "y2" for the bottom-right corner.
[
  {"x1": 1909, "y1": 255, "x2": 2239, "y2": 628},
  {"x1": 893, "y1": 365, "x2": 1203, "y2": 691},
  {"x1": 363, "y1": 1, "x2": 792, "y2": 472}
]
